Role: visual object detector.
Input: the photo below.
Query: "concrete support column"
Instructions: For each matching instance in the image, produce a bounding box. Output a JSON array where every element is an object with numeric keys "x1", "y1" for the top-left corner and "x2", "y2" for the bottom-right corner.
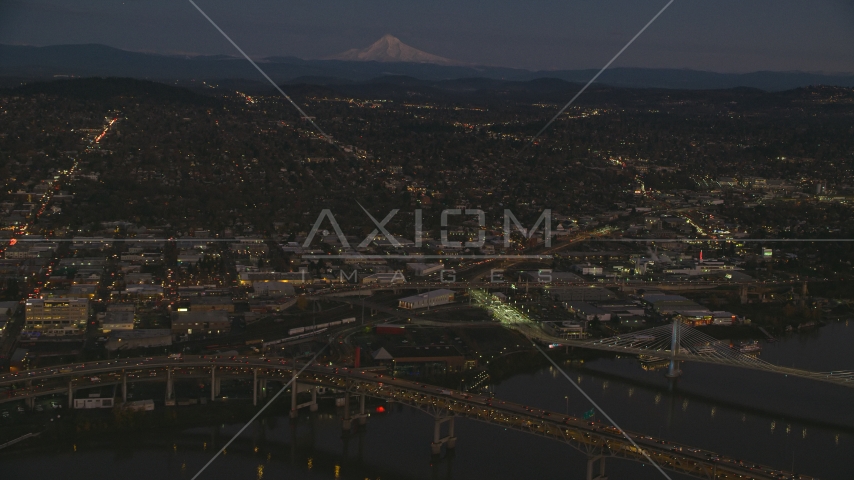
[
  {"x1": 446, "y1": 417, "x2": 456, "y2": 449},
  {"x1": 310, "y1": 387, "x2": 318, "y2": 412},
  {"x1": 431, "y1": 416, "x2": 456, "y2": 455},
  {"x1": 25, "y1": 396, "x2": 35, "y2": 410},
  {"x1": 121, "y1": 371, "x2": 127, "y2": 403},
  {"x1": 586, "y1": 455, "x2": 608, "y2": 480},
  {"x1": 358, "y1": 393, "x2": 367, "y2": 425},
  {"x1": 342, "y1": 389, "x2": 352, "y2": 431},
  {"x1": 214, "y1": 379, "x2": 221, "y2": 396},
  {"x1": 253, "y1": 368, "x2": 258, "y2": 407},
  {"x1": 290, "y1": 380, "x2": 298, "y2": 419},
  {"x1": 432, "y1": 419, "x2": 442, "y2": 455},
  {"x1": 210, "y1": 367, "x2": 216, "y2": 401},
  {"x1": 166, "y1": 367, "x2": 174, "y2": 401},
  {"x1": 67, "y1": 380, "x2": 73, "y2": 409}
]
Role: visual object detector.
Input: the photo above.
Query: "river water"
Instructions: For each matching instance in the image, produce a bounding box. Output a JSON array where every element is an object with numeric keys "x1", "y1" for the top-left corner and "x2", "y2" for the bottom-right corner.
[{"x1": 2, "y1": 321, "x2": 853, "y2": 479}]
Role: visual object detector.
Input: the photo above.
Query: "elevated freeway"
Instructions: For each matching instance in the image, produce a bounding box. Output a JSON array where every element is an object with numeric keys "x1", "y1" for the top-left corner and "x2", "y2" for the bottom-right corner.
[{"x1": 0, "y1": 356, "x2": 816, "y2": 480}]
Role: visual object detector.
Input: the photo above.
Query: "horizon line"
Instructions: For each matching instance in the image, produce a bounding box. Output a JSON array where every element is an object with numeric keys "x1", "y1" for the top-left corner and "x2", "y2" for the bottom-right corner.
[{"x1": 3, "y1": 43, "x2": 853, "y2": 77}]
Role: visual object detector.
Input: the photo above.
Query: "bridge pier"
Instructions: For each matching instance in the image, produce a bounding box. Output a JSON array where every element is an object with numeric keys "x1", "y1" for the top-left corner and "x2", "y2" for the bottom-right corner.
[
  {"x1": 586, "y1": 455, "x2": 607, "y2": 480},
  {"x1": 290, "y1": 373, "x2": 298, "y2": 418},
  {"x1": 25, "y1": 396, "x2": 35, "y2": 411},
  {"x1": 253, "y1": 368, "x2": 258, "y2": 406},
  {"x1": 310, "y1": 386, "x2": 318, "y2": 412},
  {"x1": 67, "y1": 380, "x2": 73, "y2": 409},
  {"x1": 210, "y1": 367, "x2": 216, "y2": 401},
  {"x1": 342, "y1": 389, "x2": 352, "y2": 431},
  {"x1": 121, "y1": 371, "x2": 127, "y2": 403},
  {"x1": 357, "y1": 393, "x2": 366, "y2": 425},
  {"x1": 166, "y1": 366, "x2": 174, "y2": 402},
  {"x1": 431, "y1": 416, "x2": 456, "y2": 455}
]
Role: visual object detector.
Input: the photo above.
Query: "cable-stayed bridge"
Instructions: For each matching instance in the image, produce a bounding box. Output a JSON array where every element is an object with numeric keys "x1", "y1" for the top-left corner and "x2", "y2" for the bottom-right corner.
[{"x1": 470, "y1": 289, "x2": 854, "y2": 388}]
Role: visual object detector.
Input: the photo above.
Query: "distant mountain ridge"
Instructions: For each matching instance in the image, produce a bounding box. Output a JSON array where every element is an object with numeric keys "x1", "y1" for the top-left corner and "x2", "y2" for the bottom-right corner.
[
  {"x1": 1, "y1": 43, "x2": 853, "y2": 91},
  {"x1": 326, "y1": 34, "x2": 463, "y2": 66}
]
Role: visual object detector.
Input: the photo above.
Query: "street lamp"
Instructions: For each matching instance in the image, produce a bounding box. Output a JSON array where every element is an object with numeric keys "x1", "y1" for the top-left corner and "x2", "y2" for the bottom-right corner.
[{"x1": 564, "y1": 395, "x2": 569, "y2": 415}]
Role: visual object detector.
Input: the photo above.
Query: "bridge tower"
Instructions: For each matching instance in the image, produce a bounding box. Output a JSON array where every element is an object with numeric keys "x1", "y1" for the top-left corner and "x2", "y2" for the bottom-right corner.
[{"x1": 665, "y1": 319, "x2": 682, "y2": 378}]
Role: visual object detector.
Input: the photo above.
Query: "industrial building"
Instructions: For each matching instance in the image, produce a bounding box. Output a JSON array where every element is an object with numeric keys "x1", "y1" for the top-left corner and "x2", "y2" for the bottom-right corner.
[
  {"x1": 171, "y1": 310, "x2": 231, "y2": 335},
  {"x1": 547, "y1": 286, "x2": 616, "y2": 302},
  {"x1": 362, "y1": 272, "x2": 407, "y2": 284},
  {"x1": 565, "y1": 302, "x2": 612, "y2": 322},
  {"x1": 24, "y1": 298, "x2": 89, "y2": 330},
  {"x1": 406, "y1": 263, "x2": 444, "y2": 276},
  {"x1": 641, "y1": 294, "x2": 706, "y2": 315},
  {"x1": 372, "y1": 344, "x2": 468, "y2": 375},
  {"x1": 106, "y1": 329, "x2": 172, "y2": 351},
  {"x1": 398, "y1": 289, "x2": 455, "y2": 309},
  {"x1": 542, "y1": 321, "x2": 586, "y2": 338},
  {"x1": 101, "y1": 310, "x2": 135, "y2": 333},
  {"x1": 252, "y1": 281, "x2": 296, "y2": 297},
  {"x1": 189, "y1": 297, "x2": 235, "y2": 312}
]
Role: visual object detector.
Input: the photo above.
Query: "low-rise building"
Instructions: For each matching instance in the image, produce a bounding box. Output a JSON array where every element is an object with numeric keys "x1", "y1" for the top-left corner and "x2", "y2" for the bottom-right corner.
[
  {"x1": 25, "y1": 298, "x2": 88, "y2": 330},
  {"x1": 106, "y1": 329, "x2": 172, "y2": 351},
  {"x1": 565, "y1": 302, "x2": 612, "y2": 322},
  {"x1": 405, "y1": 263, "x2": 444, "y2": 276},
  {"x1": 362, "y1": 272, "x2": 406, "y2": 285},
  {"x1": 372, "y1": 344, "x2": 468, "y2": 375},
  {"x1": 239, "y1": 271, "x2": 310, "y2": 285},
  {"x1": 189, "y1": 297, "x2": 235, "y2": 313},
  {"x1": 546, "y1": 286, "x2": 616, "y2": 302},
  {"x1": 641, "y1": 294, "x2": 706, "y2": 315},
  {"x1": 542, "y1": 321, "x2": 586, "y2": 338},
  {"x1": 572, "y1": 264, "x2": 604, "y2": 276},
  {"x1": 101, "y1": 310, "x2": 135, "y2": 333},
  {"x1": 398, "y1": 289, "x2": 455, "y2": 309},
  {"x1": 252, "y1": 281, "x2": 295, "y2": 297},
  {"x1": 711, "y1": 311, "x2": 737, "y2": 325},
  {"x1": 171, "y1": 310, "x2": 231, "y2": 335}
]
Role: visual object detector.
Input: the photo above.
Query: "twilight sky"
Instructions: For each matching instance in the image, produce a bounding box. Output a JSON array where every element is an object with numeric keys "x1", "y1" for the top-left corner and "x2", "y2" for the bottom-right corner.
[{"x1": 1, "y1": 0, "x2": 853, "y2": 73}]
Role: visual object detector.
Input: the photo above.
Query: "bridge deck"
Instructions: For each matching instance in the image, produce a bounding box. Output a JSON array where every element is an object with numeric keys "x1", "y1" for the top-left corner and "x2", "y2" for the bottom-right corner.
[{"x1": 0, "y1": 356, "x2": 814, "y2": 480}]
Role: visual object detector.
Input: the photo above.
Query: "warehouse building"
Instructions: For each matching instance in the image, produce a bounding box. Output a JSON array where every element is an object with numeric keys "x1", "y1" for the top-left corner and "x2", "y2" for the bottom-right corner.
[
  {"x1": 398, "y1": 289, "x2": 455, "y2": 309},
  {"x1": 106, "y1": 329, "x2": 172, "y2": 351},
  {"x1": 171, "y1": 310, "x2": 231, "y2": 335}
]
